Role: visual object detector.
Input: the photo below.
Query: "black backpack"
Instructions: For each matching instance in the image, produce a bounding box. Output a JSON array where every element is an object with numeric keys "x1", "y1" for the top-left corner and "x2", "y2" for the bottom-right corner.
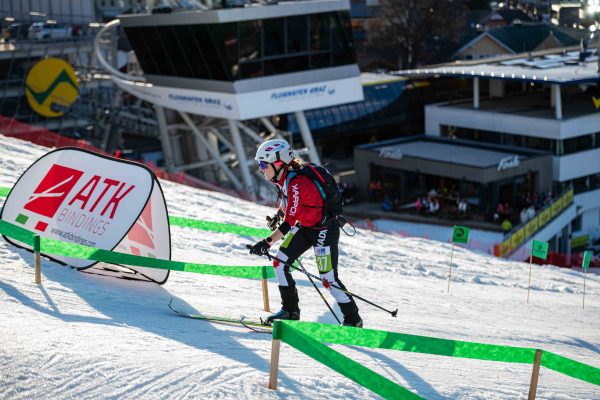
[{"x1": 291, "y1": 162, "x2": 343, "y2": 222}]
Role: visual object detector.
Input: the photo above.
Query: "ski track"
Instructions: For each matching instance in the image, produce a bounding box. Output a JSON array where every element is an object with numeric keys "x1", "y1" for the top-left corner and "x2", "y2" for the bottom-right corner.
[{"x1": 0, "y1": 135, "x2": 599, "y2": 399}]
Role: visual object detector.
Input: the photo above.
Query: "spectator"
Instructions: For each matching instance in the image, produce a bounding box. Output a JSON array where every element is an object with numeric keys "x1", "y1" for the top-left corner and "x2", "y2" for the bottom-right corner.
[
  {"x1": 367, "y1": 180, "x2": 377, "y2": 202},
  {"x1": 2, "y1": 28, "x2": 9, "y2": 49},
  {"x1": 496, "y1": 203, "x2": 505, "y2": 216},
  {"x1": 374, "y1": 181, "x2": 383, "y2": 200},
  {"x1": 420, "y1": 196, "x2": 430, "y2": 214},
  {"x1": 520, "y1": 208, "x2": 529, "y2": 224},
  {"x1": 527, "y1": 205, "x2": 536, "y2": 221},
  {"x1": 493, "y1": 212, "x2": 500, "y2": 223},
  {"x1": 458, "y1": 198, "x2": 468, "y2": 215},
  {"x1": 415, "y1": 196, "x2": 422, "y2": 212},
  {"x1": 428, "y1": 198, "x2": 440, "y2": 214},
  {"x1": 382, "y1": 195, "x2": 393, "y2": 212},
  {"x1": 501, "y1": 219, "x2": 513, "y2": 235},
  {"x1": 503, "y1": 203, "x2": 512, "y2": 218},
  {"x1": 344, "y1": 183, "x2": 357, "y2": 204}
]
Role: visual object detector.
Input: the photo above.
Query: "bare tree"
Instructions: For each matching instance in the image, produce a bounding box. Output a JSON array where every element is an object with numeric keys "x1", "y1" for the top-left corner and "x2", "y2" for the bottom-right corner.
[{"x1": 369, "y1": 0, "x2": 467, "y2": 69}]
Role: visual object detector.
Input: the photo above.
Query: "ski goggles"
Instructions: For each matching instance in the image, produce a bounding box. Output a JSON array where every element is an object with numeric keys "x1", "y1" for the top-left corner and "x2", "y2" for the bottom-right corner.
[{"x1": 258, "y1": 161, "x2": 269, "y2": 170}]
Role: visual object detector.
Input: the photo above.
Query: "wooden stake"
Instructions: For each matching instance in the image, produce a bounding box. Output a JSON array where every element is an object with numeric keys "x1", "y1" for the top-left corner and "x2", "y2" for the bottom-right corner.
[
  {"x1": 528, "y1": 349, "x2": 542, "y2": 400},
  {"x1": 262, "y1": 278, "x2": 270, "y2": 312},
  {"x1": 447, "y1": 244, "x2": 455, "y2": 293},
  {"x1": 527, "y1": 254, "x2": 533, "y2": 303},
  {"x1": 33, "y1": 234, "x2": 41, "y2": 285},
  {"x1": 583, "y1": 269, "x2": 587, "y2": 309},
  {"x1": 268, "y1": 339, "x2": 281, "y2": 390}
]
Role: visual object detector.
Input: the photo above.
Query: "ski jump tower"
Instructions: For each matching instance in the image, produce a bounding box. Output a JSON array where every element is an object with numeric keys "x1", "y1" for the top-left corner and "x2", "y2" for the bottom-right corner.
[{"x1": 94, "y1": 0, "x2": 363, "y2": 199}]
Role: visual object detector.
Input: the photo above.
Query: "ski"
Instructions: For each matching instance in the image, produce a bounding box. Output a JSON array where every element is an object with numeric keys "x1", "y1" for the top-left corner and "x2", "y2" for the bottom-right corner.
[{"x1": 168, "y1": 298, "x2": 272, "y2": 334}]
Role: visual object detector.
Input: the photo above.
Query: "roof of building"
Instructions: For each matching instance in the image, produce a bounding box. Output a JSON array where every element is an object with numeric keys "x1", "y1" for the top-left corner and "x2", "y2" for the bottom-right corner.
[
  {"x1": 359, "y1": 136, "x2": 547, "y2": 169},
  {"x1": 487, "y1": 23, "x2": 582, "y2": 53},
  {"x1": 360, "y1": 72, "x2": 407, "y2": 86},
  {"x1": 397, "y1": 47, "x2": 600, "y2": 85},
  {"x1": 455, "y1": 23, "x2": 585, "y2": 56}
]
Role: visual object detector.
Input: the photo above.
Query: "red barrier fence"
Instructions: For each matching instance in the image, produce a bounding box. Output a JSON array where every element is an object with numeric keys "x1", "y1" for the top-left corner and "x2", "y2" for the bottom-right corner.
[{"x1": 0, "y1": 116, "x2": 252, "y2": 200}]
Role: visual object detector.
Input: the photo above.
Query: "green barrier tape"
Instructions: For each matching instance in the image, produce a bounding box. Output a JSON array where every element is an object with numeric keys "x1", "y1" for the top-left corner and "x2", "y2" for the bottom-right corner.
[
  {"x1": 0, "y1": 187, "x2": 10, "y2": 198},
  {"x1": 541, "y1": 351, "x2": 600, "y2": 386},
  {"x1": 286, "y1": 321, "x2": 535, "y2": 363},
  {"x1": 278, "y1": 321, "x2": 422, "y2": 400},
  {"x1": 0, "y1": 219, "x2": 35, "y2": 246},
  {"x1": 0, "y1": 219, "x2": 274, "y2": 279},
  {"x1": 283, "y1": 322, "x2": 600, "y2": 387},
  {"x1": 39, "y1": 236, "x2": 275, "y2": 279},
  {"x1": 169, "y1": 216, "x2": 270, "y2": 237}
]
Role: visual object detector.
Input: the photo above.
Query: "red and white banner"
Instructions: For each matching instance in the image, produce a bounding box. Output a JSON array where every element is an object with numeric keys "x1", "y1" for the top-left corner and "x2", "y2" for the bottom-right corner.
[{"x1": 1, "y1": 148, "x2": 171, "y2": 283}]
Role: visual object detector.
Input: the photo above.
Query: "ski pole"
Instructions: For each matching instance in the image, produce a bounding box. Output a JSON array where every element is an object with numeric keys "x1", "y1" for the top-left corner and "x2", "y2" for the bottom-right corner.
[
  {"x1": 249, "y1": 246, "x2": 398, "y2": 317},
  {"x1": 271, "y1": 254, "x2": 342, "y2": 325}
]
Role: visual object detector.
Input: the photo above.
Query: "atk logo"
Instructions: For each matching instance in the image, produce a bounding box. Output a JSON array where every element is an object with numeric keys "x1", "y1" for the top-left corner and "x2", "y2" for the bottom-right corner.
[
  {"x1": 24, "y1": 164, "x2": 84, "y2": 218},
  {"x1": 17, "y1": 163, "x2": 136, "y2": 233},
  {"x1": 593, "y1": 96, "x2": 600, "y2": 109}
]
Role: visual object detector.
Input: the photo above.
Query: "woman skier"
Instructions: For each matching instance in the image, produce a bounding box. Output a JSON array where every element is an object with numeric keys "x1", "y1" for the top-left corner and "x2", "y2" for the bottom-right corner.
[{"x1": 248, "y1": 139, "x2": 362, "y2": 327}]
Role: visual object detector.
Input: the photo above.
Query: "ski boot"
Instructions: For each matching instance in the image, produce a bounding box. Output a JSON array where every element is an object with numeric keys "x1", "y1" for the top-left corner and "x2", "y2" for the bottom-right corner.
[
  {"x1": 339, "y1": 299, "x2": 363, "y2": 328},
  {"x1": 264, "y1": 285, "x2": 300, "y2": 325}
]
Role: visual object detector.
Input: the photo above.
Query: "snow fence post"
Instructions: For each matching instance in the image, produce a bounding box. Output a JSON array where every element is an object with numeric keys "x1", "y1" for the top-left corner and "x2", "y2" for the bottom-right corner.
[
  {"x1": 268, "y1": 320, "x2": 282, "y2": 390},
  {"x1": 33, "y1": 234, "x2": 41, "y2": 284},
  {"x1": 527, "y1": 349, "x2": 542, "y2": 400},
  {"x1": 262, "y1": 266, "x2": 270, "y2": 312},
  {"x1": 447, "y1": 243, "x2": 455, "y2": 293}
]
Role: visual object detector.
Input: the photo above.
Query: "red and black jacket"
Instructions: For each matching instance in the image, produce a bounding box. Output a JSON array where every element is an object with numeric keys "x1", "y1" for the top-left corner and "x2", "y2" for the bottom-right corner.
[{"x1": 276, "y1": 168, "x2": 325, "y2": 234}]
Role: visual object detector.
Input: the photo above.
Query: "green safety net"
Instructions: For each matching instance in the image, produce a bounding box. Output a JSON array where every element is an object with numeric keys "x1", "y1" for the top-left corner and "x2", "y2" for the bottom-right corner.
[
  {"x1": 273, "y1": 321, "x2": 423, "y2": 400},
  {"x1": 0, "y1": 219, "x2": 274, "y2": 280},
  {"x1": 279, "y1": 321, "x2": 600, "y2": 388}
]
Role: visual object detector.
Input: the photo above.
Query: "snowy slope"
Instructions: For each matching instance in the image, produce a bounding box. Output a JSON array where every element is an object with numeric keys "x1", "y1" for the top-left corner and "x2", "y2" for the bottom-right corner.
[{"x1": 0, "y1": 135, "x2": 599, "y2": 400}]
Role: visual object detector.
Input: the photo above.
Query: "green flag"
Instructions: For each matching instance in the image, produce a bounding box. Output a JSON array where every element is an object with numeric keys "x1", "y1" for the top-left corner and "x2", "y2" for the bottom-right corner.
[
  {"x1": 452, "y1": 225, "x2": 470, "y2": 244},
  {"x1": 531, "y1": 240, "x2": 549, "y2": 260},
  {"x1": 582, "y1": 251, "x2": 592, "y2": 270}
]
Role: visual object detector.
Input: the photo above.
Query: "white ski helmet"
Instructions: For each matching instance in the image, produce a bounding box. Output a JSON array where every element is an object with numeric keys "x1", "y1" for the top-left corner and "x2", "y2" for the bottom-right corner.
[{"x1": 255, "y1": 139, "x2": 294, "y2": 165}]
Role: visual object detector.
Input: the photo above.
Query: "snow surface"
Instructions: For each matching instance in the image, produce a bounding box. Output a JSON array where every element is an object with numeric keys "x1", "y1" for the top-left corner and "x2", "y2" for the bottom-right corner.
[{"x1": 0, "y1": 135, "x2": 599, "y2": 400}]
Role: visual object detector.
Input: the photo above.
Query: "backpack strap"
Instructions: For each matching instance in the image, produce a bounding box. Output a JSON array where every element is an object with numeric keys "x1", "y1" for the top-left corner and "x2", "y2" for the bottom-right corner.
[{"x1": 305, "y1": 163, "x2": 327, "y2": 185}]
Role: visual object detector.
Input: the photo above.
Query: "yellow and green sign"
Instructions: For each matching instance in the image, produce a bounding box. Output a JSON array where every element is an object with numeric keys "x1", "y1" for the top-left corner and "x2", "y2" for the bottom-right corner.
[{"x1": 25, "y1": 57, "x2": 79, "y2": 118}]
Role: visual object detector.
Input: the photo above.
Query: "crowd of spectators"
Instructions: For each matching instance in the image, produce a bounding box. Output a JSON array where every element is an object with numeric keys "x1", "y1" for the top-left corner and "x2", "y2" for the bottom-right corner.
[
  {"x1": 493, "y1": 191, "x2": 554, "y2": 235},
  {"x1": 371, "y1": 182, "x2": 472, "y2": 218},
  {"x1": 361, "y1": 178, "x2": 562, "y2": 236}
]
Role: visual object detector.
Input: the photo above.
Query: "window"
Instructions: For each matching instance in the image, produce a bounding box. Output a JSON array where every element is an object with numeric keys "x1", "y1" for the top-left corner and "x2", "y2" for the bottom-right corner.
[
  {"x1": 172, "y1": 25, "x2": 210, "y2": 79},
  {"x1": 330, "y1": 12, "x2": 355, "y2": 66},
  {"x1": 571, "y1": 215, "x2": 582, "y2": 232},
  {"x1": 263, "y1": 18, "x2": 285, "y2": 56},
  {"x1": 124, "y1": 11, "x2": 357, "y2": 82},
  {"x1": 563, "y1": 134, "x2": 594, "y2": 155},
  {"x1": 239, "y1": 20, "x2": 262, "y2": 61},
  {"x1": 287, "y1": 16, "x2": 308, "y2": 53}
]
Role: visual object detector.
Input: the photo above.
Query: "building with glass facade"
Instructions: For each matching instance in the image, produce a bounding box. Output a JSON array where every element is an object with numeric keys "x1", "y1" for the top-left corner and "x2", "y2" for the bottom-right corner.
[{"x1": 355, "y1": 48, "x2": 600, "y2": 258}]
